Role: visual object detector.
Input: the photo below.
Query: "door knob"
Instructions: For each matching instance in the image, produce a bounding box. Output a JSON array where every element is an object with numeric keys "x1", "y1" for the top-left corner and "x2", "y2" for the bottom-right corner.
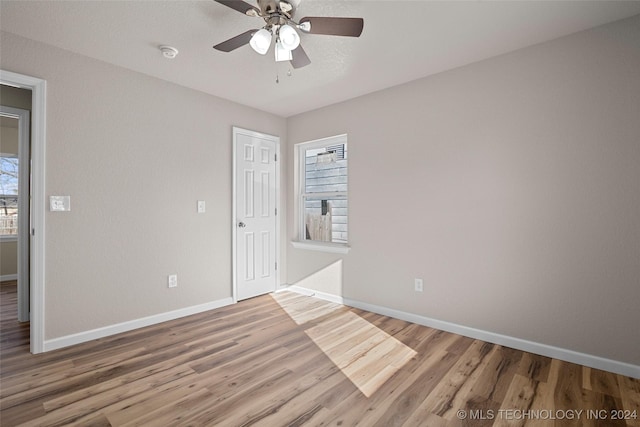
[{"x1": 238, "y1": 222, "x2": 246, "y2": 228}]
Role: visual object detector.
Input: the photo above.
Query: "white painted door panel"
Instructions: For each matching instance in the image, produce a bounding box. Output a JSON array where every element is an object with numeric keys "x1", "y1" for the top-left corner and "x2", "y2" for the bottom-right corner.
[{"x1": 235, "y1": 129, "x2": 278, "y2": 301}]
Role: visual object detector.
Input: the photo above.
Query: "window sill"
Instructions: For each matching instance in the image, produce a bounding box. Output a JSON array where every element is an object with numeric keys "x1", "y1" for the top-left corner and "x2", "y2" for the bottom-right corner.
[
  {"x1": 291, "y1": 241, "x2": 350, "y2": 254},
  {"x1": 0, "y1": 235, "x2": 18, "y2": 242}
]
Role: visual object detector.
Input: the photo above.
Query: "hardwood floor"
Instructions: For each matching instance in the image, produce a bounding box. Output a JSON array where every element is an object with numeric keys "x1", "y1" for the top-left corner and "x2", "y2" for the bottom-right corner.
[{"x1": 1, "y1": 281, "x2": 638, "y2": 426}]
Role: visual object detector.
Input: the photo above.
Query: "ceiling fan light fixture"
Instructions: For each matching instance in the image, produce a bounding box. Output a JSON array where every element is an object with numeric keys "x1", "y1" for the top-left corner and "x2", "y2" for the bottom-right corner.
[
  {"x1": 275, "y1": 40, "x2": 293, "y2": 62},
  {"x1": 212, "y1": 0, "x2": 365, "y2": 69},
  {"x1": 278, "y1": 24, "x2": 300, "y2": 50},
  {"x1": 249, "y1": 29, "x2": 272, "y2": 55}
]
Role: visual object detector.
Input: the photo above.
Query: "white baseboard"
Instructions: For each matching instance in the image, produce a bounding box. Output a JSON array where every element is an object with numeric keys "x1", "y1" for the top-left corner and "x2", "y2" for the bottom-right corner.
[
  {"x1": 0, "y1": 274, "x2": 18, "y2": 282},
  {"x1": 284, "y1": 285, "x2": 640, "y2": 379},
  {"x1": 43, "y1": 297, "x2": 234, "y2": 352}
]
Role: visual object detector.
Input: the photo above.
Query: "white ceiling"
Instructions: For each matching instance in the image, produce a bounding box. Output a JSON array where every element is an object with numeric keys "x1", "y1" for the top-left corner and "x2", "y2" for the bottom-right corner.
[{"x1": 2, "y1": 1, "x2": 640, "y2": 117}]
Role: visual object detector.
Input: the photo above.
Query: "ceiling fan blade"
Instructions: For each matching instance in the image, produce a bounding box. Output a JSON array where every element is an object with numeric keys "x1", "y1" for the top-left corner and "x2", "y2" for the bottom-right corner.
[
  {"x1": 214, "y1": 0, "x2": 260, "y2": 16},
  {"x1": 290, "y1": 44, "x2": 311, "y2": 69},
  {"x1": 213, "y1": 29, "x2": 258, "y2": 52},
  {"x1": 299, "y1": 17, "x2": 364, "y2": 37}
]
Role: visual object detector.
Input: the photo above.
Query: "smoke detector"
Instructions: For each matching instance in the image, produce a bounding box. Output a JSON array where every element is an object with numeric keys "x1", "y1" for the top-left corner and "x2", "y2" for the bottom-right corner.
[{"x1": 159, "y1": 45, "x2": 179, "y2": 59}]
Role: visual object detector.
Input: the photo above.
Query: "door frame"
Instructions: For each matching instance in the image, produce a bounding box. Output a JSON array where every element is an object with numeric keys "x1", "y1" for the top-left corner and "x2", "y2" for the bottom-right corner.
[
  {"x1": 232, "y1": 126, "x2": 280, "y2": 303},
  {"x1": 0, "y1": 106, "x2": 30, "y2": 323},
  {"x1": 0, "y1": 70, "x2": 47, "y2": 354}
]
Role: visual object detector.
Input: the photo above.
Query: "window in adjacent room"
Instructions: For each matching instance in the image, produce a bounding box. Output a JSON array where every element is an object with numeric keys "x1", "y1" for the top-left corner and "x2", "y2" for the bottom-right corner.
[
  {"x1": 295, "y1": 134, "x2": 348, "y2": 252},
  {"x1": 0, "y1": 154, "x2": 19, "y2": 239}
]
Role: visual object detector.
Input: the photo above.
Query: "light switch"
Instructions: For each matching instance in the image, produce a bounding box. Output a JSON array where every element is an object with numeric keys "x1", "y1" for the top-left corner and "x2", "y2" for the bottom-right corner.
[
  {"x1": 50, "y1": 196, "x2": 71, "y2": 212},
  {"x1": 197, "y1": 200, "x2": 206, "y2": 213}
]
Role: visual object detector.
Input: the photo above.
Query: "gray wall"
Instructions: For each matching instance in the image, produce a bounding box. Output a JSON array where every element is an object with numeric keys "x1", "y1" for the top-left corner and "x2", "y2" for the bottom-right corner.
[
  {"x1": 0, "y1": 85, "x2": 32, "y2": 111},
  {"x1": 287, "y1": 15, "x2": 640, "y2": 365},
  {"x1": 1, "y1": 31, "x2": 287, "y2": 339}
]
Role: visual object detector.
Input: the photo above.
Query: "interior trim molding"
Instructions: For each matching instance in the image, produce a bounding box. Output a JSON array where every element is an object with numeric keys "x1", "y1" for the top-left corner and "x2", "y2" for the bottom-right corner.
[
  {"x1": 0, "y1": 274, "x2": 18, "y2": 282},
  {"x1": 285, "y1": 285, "x2": 640, "y2": 379},
  {"x1": 43, "y1": 297, "x2": 234, "y2": 352}
]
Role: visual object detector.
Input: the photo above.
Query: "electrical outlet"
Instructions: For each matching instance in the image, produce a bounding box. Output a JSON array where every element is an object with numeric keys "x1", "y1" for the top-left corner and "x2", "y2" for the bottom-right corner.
[
  {"x1": 414, "y1": 278, "x2": 423, "y2": 292},
  {"x1": 168, "y1": 274, "x2": 178, "y2": 288}
]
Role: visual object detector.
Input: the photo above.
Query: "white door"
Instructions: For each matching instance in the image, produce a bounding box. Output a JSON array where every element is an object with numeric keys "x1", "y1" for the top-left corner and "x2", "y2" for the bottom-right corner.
[{"x1": 233, "y1": 127, "x2": 279, "y2": 301}]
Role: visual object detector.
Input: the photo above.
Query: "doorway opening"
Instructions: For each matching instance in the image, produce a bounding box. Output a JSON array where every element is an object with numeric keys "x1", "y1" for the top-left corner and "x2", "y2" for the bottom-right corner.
[
  {"x1": 1, "y1": 71, "x2": 46, "y2": 354},
  {"x1": 0, "y1": 102, "x2": 30, "y2": 328}
]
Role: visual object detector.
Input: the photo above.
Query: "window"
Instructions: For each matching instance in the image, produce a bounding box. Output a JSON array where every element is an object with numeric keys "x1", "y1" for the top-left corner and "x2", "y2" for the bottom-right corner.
[
  {"x1": 294, "y1": 135, "x2": 349, "y2": 252},
  {"x1": 0, "y1": 154, "x2": 19, "y2": 239}
]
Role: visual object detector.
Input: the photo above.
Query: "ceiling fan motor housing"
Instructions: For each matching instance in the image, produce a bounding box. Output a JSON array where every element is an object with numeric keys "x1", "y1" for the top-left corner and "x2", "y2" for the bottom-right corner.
[{"x1": 258, "y1": 0, "x2": 280, "y2": 15}]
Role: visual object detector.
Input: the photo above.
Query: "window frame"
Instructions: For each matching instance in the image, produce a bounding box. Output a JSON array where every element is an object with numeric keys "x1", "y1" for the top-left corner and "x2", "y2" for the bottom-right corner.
[{"x1": 293, "y1": 134, "x2": 350, "y2": 254}]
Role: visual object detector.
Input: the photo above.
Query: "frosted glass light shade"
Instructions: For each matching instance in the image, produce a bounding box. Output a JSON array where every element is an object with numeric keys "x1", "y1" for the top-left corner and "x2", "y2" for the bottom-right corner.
[
  {"x1": 275, "y1": 40, "x2": 293, "y2": 62},
  {"x1": 278, "y1": 24, "x2": 300, "y2": 50},
  {"x1": 249, "y1": 29, "x2": 272, "y2": 55}
]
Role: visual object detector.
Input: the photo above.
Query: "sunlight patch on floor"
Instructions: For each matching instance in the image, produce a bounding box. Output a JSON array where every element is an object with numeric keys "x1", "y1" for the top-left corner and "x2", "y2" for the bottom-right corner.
[
  {"x1": 272, "y1": 291, "x2": 417, "y2": 397},
  {"x1": 271, "y1": 291, "x2": 343, "y2": 325}
]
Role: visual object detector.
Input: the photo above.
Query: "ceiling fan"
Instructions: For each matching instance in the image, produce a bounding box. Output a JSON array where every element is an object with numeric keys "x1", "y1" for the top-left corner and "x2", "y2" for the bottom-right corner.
[{"x1": 212, "y1": 0, "x2": 364, "y2": 69}]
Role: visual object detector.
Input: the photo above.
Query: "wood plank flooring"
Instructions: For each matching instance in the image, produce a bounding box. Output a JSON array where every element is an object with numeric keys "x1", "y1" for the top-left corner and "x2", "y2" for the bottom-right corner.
[{"x1": 1, "y1": 281, "x2": 639, "y2": 426}]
